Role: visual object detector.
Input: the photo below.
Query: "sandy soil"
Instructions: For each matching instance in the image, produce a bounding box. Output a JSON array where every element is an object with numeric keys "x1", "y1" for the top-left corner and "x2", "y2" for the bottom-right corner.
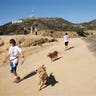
[{"x1": 0, "y1": 36, "x2": 96, "y2": 96}]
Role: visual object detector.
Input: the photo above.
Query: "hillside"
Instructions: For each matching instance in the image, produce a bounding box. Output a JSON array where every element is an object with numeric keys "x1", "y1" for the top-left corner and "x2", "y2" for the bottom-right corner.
[
  {"x1": 81, "y1": 19, "x2": 96, "y2": 30},
  {"x1": 0, "y1": 17, "x2": 96, "y2": 37},
  {"x1": 0, "y1": 17, "x2": 75, "y2": 35}
]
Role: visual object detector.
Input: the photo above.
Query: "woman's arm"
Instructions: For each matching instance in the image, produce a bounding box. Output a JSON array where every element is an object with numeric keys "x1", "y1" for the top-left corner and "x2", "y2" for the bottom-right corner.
[{"x1": 3, "y1": 54, "x2": 10, "y2": 63}]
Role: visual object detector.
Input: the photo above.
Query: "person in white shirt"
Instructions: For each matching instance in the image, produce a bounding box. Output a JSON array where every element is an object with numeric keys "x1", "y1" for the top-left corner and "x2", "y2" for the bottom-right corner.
[
  {"x1": 30, "y1": 25, "x2": 35, "y2": 35},
  {"x1": 63, "y1": 33, "x2": 69, "y2": 50},
  {"x1": 30, "y1": 24, "x2": 38, "y2": 35},
  {"x1": 34, "y1": 27, "x2": 38, "y2": 35},
  {"x1": 30, "y1": 26, "x2": 33, "y2": 34},
  {"x1": 3, "y1": 39, "x2": 25, "y2": 83}
]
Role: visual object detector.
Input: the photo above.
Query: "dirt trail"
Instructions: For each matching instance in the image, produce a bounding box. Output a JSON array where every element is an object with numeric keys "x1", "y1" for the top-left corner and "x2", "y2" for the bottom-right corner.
[{"x1": 0, "y1": 37, "x2": 96, "y2": 96}]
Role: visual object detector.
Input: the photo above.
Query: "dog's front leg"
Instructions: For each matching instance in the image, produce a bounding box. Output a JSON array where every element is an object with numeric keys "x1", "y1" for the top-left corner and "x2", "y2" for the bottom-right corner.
[
  {"x1": 39, "y1": 81, "x2": 45, "y2": 91},
  {"x1": 38, "y1": 80, "x2": 41, "y2": 85}
]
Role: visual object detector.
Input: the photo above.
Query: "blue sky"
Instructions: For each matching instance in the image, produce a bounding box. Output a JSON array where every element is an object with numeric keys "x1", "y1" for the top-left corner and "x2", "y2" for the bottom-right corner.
[{"x1": 0, "y1": 0, "x2": 96, "y2": 25}]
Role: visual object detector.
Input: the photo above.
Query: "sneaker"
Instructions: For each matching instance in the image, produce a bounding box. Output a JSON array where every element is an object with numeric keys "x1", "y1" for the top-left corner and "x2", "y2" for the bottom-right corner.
[{"x1": 14, "y1": 77, "x2": 21, "y2": 83}]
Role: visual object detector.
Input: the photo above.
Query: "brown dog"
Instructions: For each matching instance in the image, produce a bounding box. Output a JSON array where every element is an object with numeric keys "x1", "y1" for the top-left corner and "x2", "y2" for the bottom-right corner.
[
  {"x1": 36, "y1": 65, "x2": 48, "y2": 91},
  {"x1": 48, "y1": 51, "x2": 58, "y2": 62}
]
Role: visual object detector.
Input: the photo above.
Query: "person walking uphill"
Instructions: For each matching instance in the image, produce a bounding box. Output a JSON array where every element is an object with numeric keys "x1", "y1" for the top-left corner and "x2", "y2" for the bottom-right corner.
[
  {"x1": 64, "y1": 33, "x2": 69, "y2": 50},
  {"x1": 3, "y1": 39, "x2": 25, "y2": 83},
  {"x1": 31, "y1": 24, "x2": 38, "y2": 35}
]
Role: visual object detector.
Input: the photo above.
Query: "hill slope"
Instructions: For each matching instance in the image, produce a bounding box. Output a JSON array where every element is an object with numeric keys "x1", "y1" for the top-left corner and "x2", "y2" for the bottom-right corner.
[
  {"x1": 81, "y1": 19, "x2": 96, "y2": 30},
  {"x1": 0, "y1": 17, "x2": 75, "y2": 35},
  {"x1": 0, "y1": 17, "x2": 96, "y2": 37}
]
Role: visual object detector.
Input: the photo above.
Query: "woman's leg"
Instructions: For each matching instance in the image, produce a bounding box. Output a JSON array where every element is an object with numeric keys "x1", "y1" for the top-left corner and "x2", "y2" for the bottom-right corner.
[
  {"x1": 13, "y1": 70, "x2": 18, "y2": 77},
  {"x1": 10, "y1": 62, "x2": 20, "y2": 82}
]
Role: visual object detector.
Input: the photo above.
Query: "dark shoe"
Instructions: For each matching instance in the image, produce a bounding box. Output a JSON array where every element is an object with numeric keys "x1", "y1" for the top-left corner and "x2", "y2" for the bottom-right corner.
[{"x1": 14, "y1": 77, "x2": 21, "y2": 83}]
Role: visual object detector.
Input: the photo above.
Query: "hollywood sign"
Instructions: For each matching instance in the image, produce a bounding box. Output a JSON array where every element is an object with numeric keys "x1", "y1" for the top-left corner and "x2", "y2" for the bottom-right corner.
[{"x1": 12, "y1": 20, "x2": 22, "y2": 24}]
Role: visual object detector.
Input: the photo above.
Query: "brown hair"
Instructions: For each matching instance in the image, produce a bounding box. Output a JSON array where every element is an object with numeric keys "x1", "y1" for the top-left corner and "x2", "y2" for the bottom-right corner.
[
  {"x1": 9, "y1": 39, "x2": 16, "y2": 46},
  {"x1": 65, "y1": 33, "x2": 68, "y2": 35}
]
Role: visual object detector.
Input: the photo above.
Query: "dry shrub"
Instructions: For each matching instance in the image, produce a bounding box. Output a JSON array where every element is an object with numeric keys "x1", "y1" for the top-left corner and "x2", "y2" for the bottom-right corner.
[
  {"x1": 40, "y1": 30, "x2": 78, "y2": 38},
  {"x1": 0, "y1": 38, "x2": 4, "y2": 47},
  {"x1": 32, "y1": 38, "x2": 57, "y2": 46},
  {"x1": 14, "y1": 36, "x2": 57, "y2": 47},
  {"x1": 20, "y1": 38, "x2": 35, "y2": 47},
  {"x1": 84, "y1": 36, "x2": 96, "y2": 56},
  {"x1": 14, "y1": 37, "x2": 33, "y2": 47},
  {"x1": 15, "y1": 37, "x2": 25, "y2": 45},
  {"x1": 34, "y1": 38, "x2": 48, "y2": 46},
  {"x1": 48, "y1": 38, "x2": 57, "y2": 42}
]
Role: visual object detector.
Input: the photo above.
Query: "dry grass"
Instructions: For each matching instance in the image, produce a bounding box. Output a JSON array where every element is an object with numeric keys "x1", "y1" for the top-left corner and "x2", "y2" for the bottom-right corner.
[
  {"x1": 15, "y1": 36, "x2": 57, "y2": 47},
  {"x1": 0, "y1": 38, "x2": 4, "y2": 47},
  {"x1": 39, "y1": 30, "x2": 78, "y2": 38},
  {"x1": 85, "y1": 30, "x2": 96, "y2": 36},
  {"x1": 83, "y1": 36, "x2": 96, "y2": 56}
]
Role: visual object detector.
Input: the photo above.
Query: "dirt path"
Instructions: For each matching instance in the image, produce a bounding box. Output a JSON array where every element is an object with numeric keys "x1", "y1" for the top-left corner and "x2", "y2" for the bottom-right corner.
[{"x1": 0, "y1": 37, "x2": 96, "y2": 96}]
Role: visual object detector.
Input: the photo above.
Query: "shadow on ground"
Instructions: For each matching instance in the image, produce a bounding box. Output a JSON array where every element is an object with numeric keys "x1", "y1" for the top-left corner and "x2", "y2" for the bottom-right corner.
[
  {"x1": 20, "y1": 70, "x2": 37, "y2": 82},
  {"x1": 41, "y1": 73, "x2": 58, "y2": 90},
  {"x1": 53, "y1": 56, "x2": 63, "y2": 62},
  {"x1": 67, "y1": 46, "x2": 75, "y2": 50}
]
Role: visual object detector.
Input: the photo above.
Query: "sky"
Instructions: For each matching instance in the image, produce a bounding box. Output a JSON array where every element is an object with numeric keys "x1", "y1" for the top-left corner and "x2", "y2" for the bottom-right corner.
[{"x1": 0, "y1": 0, "x2": 96, "y2": 25}]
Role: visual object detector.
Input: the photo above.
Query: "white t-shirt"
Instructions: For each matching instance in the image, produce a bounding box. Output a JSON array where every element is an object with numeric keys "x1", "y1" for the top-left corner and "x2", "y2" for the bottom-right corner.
[
  {"x1": 30, "y1": 26, "x2": 33, "y2": 33},
  {"x1": 8, "y1": 46, "x2": 22, "y2": 61},
  {"x1": 35, "y1": 27, "x2": 38, "y2": 32},
  {"x1": 64, "y1": 35, "x2": 69, "y2": 42}
]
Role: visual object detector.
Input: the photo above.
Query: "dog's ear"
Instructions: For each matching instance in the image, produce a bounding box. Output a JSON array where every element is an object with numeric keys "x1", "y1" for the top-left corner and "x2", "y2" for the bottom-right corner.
[
  {"x1": 47, "y1": 53, "x2": 50, "y2": 57},
  {"x1": 42, "y1": 64, "x2": 46, "y2": 71},
  {"x1": 42, "y1": 64, "x2": 45, "y2": 67},
  {"x1": 55, "y1": 51, "x2": 59, "y2": 54},
  {"x1": 57, "y1": 51, "x2": 59, "y2": 53}
]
